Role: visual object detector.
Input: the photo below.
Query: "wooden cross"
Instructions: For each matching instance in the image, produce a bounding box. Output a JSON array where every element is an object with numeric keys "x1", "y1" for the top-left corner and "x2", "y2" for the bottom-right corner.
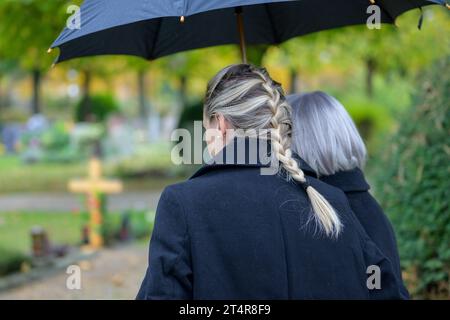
[{"x1": 68, "y1": 157, "x2": 123, "y2": 249}]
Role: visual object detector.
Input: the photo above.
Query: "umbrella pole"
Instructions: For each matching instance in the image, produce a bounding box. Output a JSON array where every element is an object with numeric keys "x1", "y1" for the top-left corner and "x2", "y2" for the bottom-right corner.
[{"x1": 235, "y1": 7, "x2": 247, "y2": 63}]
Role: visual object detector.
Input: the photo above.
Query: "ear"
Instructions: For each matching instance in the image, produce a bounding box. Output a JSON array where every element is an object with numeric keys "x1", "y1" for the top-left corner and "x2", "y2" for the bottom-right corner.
[{"x1": 217, "y1": 114, "x2": 231, "y2": 136}]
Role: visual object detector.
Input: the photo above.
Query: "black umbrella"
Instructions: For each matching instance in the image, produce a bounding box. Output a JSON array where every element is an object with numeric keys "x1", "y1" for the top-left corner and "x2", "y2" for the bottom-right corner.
[{"x1": 50, "y1": 0, "x2": 446, "y2": 63}]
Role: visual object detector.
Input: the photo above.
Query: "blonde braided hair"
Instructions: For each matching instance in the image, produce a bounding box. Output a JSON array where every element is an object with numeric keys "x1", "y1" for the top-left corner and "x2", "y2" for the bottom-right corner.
[{"x1": 204, "y1": 64, "x2": 342, "y2": 238}]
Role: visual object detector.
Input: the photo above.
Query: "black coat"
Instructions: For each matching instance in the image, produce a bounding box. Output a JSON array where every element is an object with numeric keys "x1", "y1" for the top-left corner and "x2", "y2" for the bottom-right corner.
[
  {"x1": 295, "y1": 156, "x2": 408, "y2": 298},
  {"x1": 137, "y1": 139, "x2": 406, "y2": 300}
]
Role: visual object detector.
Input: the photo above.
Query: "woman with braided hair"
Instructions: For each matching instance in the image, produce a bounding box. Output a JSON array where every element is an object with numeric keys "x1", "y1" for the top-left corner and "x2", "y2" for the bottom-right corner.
[{"x1": 137, "y1": 64, "x2": 406, "y2": 300}]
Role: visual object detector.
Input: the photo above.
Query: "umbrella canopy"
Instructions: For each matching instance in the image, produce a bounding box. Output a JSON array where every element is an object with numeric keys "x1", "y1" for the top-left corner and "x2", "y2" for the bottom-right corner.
[{"x1": 51, "y1": 0, "x2": 446, "y2": 63}]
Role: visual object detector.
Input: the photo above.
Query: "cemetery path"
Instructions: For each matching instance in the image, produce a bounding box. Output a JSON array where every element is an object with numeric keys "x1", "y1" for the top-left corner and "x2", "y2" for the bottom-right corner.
[
  {"x1": 0, "y1": 191, "x2": 161, "y2": 212},
  {"x1": 0, "y1": 243, "x2": 148, "y2": 300}
]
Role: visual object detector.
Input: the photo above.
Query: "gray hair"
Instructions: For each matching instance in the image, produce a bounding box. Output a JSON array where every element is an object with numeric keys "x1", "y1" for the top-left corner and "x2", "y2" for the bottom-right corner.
[
  {"x1": 204, "y1": 65, "x2": 342, "y2": 238},
  {"x1": 288, "y1": 91, "x2": 367, "y2": 176}
]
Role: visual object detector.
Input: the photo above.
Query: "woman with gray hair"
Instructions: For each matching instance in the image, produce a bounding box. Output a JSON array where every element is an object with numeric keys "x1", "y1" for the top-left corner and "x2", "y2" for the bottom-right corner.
[{"x1": 288, "y1": 91, "x2": 408, "y2": 297}]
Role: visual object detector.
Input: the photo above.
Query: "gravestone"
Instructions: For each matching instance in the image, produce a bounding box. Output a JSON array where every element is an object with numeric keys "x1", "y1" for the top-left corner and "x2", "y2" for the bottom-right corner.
[
  {"x1": 1, "y1": 123, "x2": 22, "y2": 153},
  {"x1": 30, "y1": 226, "x2": 50, "y2": 258}
]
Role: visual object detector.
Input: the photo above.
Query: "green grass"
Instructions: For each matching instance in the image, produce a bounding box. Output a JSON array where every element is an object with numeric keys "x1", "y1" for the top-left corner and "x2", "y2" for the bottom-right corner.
[
  {"x1": 0, "y1": 211, "x2": 154, "y2": 276},
  {"x1": 0, "y1": 155, "x2": 186, "y2": 194},
  {"x1": 0, "y1": 156, "x2": 87, "y2": 194},
  {"x1": 0, "y1": 211, "x2": 88, "y2": 276},
  {"x1": 0, "y1": 212, "x2": 90, "y2": 254},
  {"x1": 0, "y1": 211, "x2": 154, "y2": 254}
]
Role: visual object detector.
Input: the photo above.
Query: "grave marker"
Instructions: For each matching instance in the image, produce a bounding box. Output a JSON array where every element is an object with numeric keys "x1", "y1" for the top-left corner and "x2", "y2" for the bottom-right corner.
[{"x1": 68, "y1": 157, "x2": 122, "y2": 248}]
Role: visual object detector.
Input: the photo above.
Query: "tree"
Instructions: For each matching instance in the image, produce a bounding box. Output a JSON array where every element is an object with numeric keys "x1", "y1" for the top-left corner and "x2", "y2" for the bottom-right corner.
[
  {"x1": 373, "y1": 57, "x2": 450, "y2": 298},
  {"x1": 62, "y1": 56, "x2": 121, "y2": 122},
  {"x1": 274, "y1": 31, "x2": 338, "y2": 93},
  {"x1": 0, "y1": 0, "x2": 68, "y2": 114},
  {"x1": 332, "y1": 7, "x2": 449, "y2": 97},
  {"x1": 0, "y1": 58, "x2": 18, "y2": 111},
  {"x1": 269, "y1": 6, "x2": 449, "y2": 97},
  {"x1": 137, "y1": 68, "x2": 149, "y2": 119},
  {"x1": 125, "y1": 57, "x2": 153, "y2": 119},
  {"x1": 154, "y1": 46, "x2": 238, "y2": 109}
]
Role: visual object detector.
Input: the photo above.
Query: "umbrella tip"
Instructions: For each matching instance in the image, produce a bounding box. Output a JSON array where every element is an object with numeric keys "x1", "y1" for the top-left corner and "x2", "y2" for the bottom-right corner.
[
  {"x1": 47, "y1": 48, "x2": 53, "y2": 54},
  {"x1": 180, "y1": 16, "x2": 185, "y2": 23}
]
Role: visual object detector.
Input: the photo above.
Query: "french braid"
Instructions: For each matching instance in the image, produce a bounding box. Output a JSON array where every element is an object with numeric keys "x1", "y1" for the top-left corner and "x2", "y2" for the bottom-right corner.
[{"x1": 205, "y1": 64, "x2": 342, "y2": 238}]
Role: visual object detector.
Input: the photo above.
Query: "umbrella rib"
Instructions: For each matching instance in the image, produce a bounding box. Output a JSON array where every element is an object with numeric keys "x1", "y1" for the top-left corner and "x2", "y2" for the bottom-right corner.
[
  {"x1": 264, "y1": 4, "x2": 280, "y2": 44},
  {"x1": 148, "y1": 17, "x2": 163, "y2": 60},
  {"x1": 376, "y1": 1, "x2": 396, "y2": 24}
]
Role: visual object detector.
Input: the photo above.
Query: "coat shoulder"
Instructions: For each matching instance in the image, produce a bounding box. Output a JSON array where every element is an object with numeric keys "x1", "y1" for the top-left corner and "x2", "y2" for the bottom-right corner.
[
  {"x1": 166, "y1": 166, "x2": 353, "y2": 218},
  {"x1": 308, "y1": 176, "x2": 354, "y2": 213}
]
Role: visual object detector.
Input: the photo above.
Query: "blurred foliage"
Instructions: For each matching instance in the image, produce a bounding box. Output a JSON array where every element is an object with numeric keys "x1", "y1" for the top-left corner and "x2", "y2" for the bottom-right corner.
[
  {"x1": 0, "y1": 154, "x2": 183, "y2": 194},
  {"x1": 178, "y1": 100, "x2": 204, "y2": 129},
  {"x1": 0, "y1": 2, "x2": 448, "y2": 119},
  {"x1": 340, "y1": 95, "x2": 393, "y2": 153},
  {"x1": 0, "y1": 155, "x2": 82, "y2": 192},
  {"x1": 175, "y1": 100, "x2": 205, "y2": 176},
  {"x1": 75, "y1": 93, "x2": 120, "y2": 122},
  {"x1": 41, "y1": 122, "x2": 70, "y2": 151},
  {"x1": 0, "y1": 247, "x2": 31, "y2": 277},
  {"x1": 0, "y1": 107, "x2": 29, "y2": 123},
  {"x1": 269, "y1": 7, "x2": 449, "y2": 94},
  {"x1": 0, "y1": 211, "x2": 89, "y2": 276},
  {"x1": 0, "y1": 210, "x2": 153, "y2": 276},
  {"x1": 21, "y1": 121, "x2": 81, "y2": 163},
  {"x1": 373, "y1": 57, "x2": 450, "y2": 299},
  {"x1": 111, "y1": 143, "x2": 175, "y2": 178},
  {"x1": 0, "y1": 0, "x2": 70, "y2": 113},
  {"x1": 102, "y1": 209, "x2": 155, "y2": 245},
  {"x1": 0, "y1": 0, "x2": 68, "y2": 72},
  {"x1": 19, "y1": 122, "x2": 107, "y2": 164}
]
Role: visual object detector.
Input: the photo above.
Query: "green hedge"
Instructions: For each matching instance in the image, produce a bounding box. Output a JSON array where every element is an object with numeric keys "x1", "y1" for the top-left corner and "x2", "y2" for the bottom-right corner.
[
  {"x1": 75, "y1": 93, "x2": 119, "y2": 122},
  {"x1": 373, "y1": 58, "x2": 450, "y2": 299}
]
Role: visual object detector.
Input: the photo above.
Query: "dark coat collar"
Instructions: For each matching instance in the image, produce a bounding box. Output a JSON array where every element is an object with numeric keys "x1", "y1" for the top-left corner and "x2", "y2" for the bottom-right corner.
[
  {"x1": 292, "y1": 153, "x2": 370, "y2": 193},
  {"x1": 320, "y1": 168, "x2": 370, "y2": 193},
  {"x1": 191, "y1": 141, "x2": 370, "y2": 193},
  {"x1": 190, "y1": 137, "x2": 272, "y2": 180}
]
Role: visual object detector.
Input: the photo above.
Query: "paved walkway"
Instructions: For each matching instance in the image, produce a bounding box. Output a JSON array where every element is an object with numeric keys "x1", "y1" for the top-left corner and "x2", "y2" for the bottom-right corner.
[
  {"x1": 0, "y1": 191, "x2": 161, "y2": 212},
  {"x1": 0, "y1": 243, "x2": 149, "y2": 300}
]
